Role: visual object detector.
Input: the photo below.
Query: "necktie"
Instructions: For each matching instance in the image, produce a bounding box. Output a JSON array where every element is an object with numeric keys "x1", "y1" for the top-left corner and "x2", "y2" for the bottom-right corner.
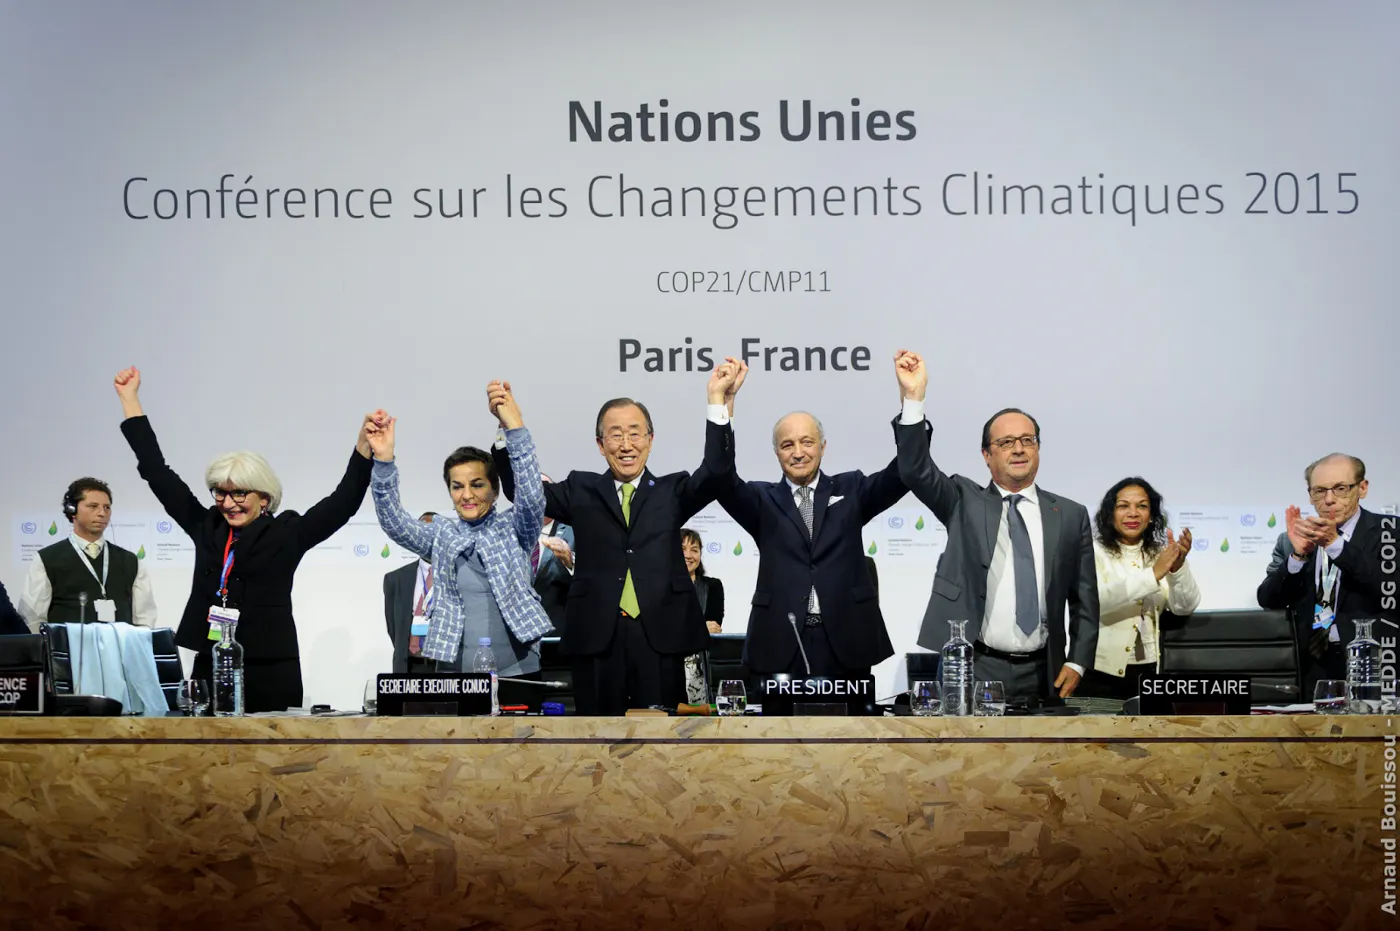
[
  {"x1": 85, "y1": 542, "x2": 100, "y2": 560},
  {"x1": 414, "y1": 567, "x2": 432, "y2": 616},
  {"x1": 796, "y1": 486, "x2": 818, "y2": 614},
  {"x1": 531, "y1": 540, "x2": 541, "y2": 574},
  {"x1": 619, "y1": 483, "x2": 641, "y2": 617},
  {"x1": 1004, "y1": 494, "x2": 1040, "y2": 636}
]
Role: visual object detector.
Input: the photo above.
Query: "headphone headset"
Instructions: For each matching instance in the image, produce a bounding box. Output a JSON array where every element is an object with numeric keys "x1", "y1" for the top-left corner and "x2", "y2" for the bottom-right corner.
[{"x1": 62, "y1": 487, "x2": 79, "y2": 517}]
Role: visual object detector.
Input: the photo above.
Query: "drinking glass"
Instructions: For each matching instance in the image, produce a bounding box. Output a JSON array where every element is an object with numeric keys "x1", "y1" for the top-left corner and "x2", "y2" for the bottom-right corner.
[
  {"x1": 180, "y1": 679, "x2": 210, "y2": 716},
  {"x1": 911, "y1": 680, "x2": 941, "y2": 716},
  {"x1": 363, "y1": 678, "x2": 379, "y2": 715},
  {"x1": 973, "y1": 680, "x2": 1006, "y2": 716},
  {"x1": 716, "y1": 679, "x2": 747, "y2": 716},
  {"x1": 1313, "y1": 679, "x2": 1348, "y2": 714}
]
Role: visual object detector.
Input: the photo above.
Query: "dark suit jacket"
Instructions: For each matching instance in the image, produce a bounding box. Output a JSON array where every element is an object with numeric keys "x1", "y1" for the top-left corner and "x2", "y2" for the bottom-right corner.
[
  {"x1": 695, "y1": 575, "x2": 724, "y2": 626},
  {"x1": 121, "y1": 415, "x2": 373, "y2": 663},
  {"x1": 383, "y1": 561, "x2": 419, "y2": 674},
  {"x1": 498, "y1": 420, "x2": 734, "y2": 657},
  {"x1": 1257, "y1": 508, "x2": 1398, "y2": 693},
  {"x1": 718, "y1": 460, "x2": 906, "y2": 673},
  {"x1": 0, "y1": 580, "x2": 25, "y2": 636},
  {"x1": 893, "y1": 416, "x2": 1099, "y2": 684}
]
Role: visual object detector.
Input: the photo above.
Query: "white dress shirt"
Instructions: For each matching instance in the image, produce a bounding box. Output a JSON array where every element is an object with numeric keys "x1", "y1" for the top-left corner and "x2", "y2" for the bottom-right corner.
[
  {"x1": 18, "y1": 533, "x2": 158, "y2": 632},
  {"x1": 785, "y1": 473, "x2": 823, "y2": 614}
]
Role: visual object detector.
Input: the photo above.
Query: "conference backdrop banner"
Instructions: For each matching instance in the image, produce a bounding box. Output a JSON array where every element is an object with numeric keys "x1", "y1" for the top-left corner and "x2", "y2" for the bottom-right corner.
[{"x1": 3, "y1": 1, "x2": 1396, "y2": 709}]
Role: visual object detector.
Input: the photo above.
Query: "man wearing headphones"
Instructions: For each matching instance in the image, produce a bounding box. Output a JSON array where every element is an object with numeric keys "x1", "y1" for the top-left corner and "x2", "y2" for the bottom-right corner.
[{"x1": 18, "y1": 477, "x2": 158, "y2": 631}]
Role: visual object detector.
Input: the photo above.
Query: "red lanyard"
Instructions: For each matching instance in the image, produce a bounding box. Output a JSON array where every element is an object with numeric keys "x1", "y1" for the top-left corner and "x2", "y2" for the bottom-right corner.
[{"x1": 218, "y1": 529, "x2": 237, "y2": 602}]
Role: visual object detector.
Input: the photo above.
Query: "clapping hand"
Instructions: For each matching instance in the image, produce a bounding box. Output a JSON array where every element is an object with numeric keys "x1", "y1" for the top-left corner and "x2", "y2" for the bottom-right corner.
[
  {"x1": 1169, "y1": 528, "x2": 1192, "y2": 571},
  {"x1": 488, "y1": 381, "x2": 523, "y2": 430},
  {"x1": 894, "y1": 350, "x2": 927, "y2": 401},
  {"x1": 1285, "y1": 505, "x2": 1315, "y2": 557}
]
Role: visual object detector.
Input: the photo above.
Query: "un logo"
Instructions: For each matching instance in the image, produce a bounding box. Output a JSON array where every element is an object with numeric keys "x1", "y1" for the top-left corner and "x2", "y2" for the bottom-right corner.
[
  {"x1": 1239, "y1": 514, "x2": 1256, "y2": 527},
  {"x1": 1193, "y1": 538, "x2": 1209, "y2": 552},
  {"x1": 354, "y1": 544, "x2": 370, "y2": 557},
  {"x1": 706, "y1": 542, "x2": 721, "y2": 555},
  {"x1": 157, "y1": 521, "x2": 173, "y2": 533},
  {"x1": 887, "y1": 516, "x2": 905, "y2": 529},
  {"x1": 20, "y1": 522, "x2": 36, "y2": 534}
]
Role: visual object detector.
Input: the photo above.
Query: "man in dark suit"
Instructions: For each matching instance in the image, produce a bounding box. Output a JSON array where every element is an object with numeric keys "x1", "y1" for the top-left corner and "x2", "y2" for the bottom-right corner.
[
  {"x1": 892, "y1": 350, "x2": 1098, "y2": 705},
  {"x1": 714, "y1": 361, "x2": 906, "y2": 680},
  {"x1": 383, "y1": 512, "x2": 438, "y2": 674},
  {"x1": 1257, "y1": 453, "x2": 1398, "y2": 698},
  {"x1": 497, "y1": 365, "x2": 738, "y2": 713}
]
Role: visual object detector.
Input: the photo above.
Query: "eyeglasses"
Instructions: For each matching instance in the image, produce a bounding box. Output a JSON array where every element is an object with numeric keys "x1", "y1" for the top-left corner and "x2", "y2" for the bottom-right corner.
[
  {"x1": 989, "y1": 435, "x2": 1039, "y2": 451},
  {"x1": 600, "y1": 431, "x2": 649, "y2": 448},
  {"x1": 211, "y1": 488, "x2": 254, "y2": 503},
  {"x1": 1308, "y1": 482, "x2": 1359, "y2": 500}
]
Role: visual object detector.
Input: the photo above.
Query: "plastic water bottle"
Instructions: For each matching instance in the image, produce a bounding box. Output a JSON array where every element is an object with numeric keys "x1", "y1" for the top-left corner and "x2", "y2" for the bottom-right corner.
[
  {"x1": 1346, "y1": 618, "x2": 1382, "y2": 714},
  {"x1": 470, "y1": 636, "x2": 500, "y2": 716},
  {"x1": 940, "y1": 619, "x2": 974, "y2": 716},
  {"x1": 212, "y1": 619, "x2": 244, "y2": 716}
]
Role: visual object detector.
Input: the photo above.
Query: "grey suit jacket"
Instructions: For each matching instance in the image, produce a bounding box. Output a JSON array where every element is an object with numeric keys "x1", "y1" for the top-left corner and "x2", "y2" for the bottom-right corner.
[
  {"x1": 383, "y1": 561, "x2": 420, "y2": 674},
  {"x1": 892, "y1": 415, "x2": 1099, "y2": 679}
]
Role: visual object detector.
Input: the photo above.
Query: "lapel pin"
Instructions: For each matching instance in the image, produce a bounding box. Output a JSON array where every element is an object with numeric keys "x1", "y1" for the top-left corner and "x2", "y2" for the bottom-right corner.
[{"x1": 648, "y1": 480, "x2": 655, "y2": 486}]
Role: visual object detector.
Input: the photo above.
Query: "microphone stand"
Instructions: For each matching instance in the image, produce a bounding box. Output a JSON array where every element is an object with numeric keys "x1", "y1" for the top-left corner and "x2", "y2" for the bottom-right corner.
[
  {"x1": 787, "y1": 612, "x2": 812, "y2": 676},
  {"x1": 75, "y1": 592, "x2": 88, "y2": 697}
]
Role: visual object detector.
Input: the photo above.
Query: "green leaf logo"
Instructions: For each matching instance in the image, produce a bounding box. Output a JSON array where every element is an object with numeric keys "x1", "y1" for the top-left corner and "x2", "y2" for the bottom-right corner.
[
  {"x1": 867, "y1": 541, "x2": 877, "y2": 555},
  {"x1": 381, "y1": 544, "x2": 391, "y2": 558},
  {"x1": 732, "y1": 541, "x2": 743, "y2": 556},
  {"x1": 1220, "y1": 538, "x2": 1230, "y2": 553},
  {"x1": 915, "y1": 516, "x2": 925, "y2": 531},
  {"x1": 1267, "y1": 514, "x2": 1277, "y2": 528},
  {"x1": 47, "y1": 522, "x2": 57, "y2": 536},
  {"x1": 136, "y1": 545, "x2": 146, "y2": 560}
]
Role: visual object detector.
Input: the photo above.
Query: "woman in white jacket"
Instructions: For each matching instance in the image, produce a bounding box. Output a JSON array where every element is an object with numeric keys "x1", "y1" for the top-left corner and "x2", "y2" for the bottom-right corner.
[{"x1": 1080, "y1": 477, "x2": 1201, "y2": 700}]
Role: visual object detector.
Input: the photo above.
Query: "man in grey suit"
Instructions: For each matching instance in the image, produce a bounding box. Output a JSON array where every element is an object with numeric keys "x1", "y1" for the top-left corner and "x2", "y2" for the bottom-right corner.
[
  {"x1": 383, "y1": 512, "x2": 438, "y2": 674},
  {"x1": 891, "y1": 350, "x2": 1098, "y2": 705}
]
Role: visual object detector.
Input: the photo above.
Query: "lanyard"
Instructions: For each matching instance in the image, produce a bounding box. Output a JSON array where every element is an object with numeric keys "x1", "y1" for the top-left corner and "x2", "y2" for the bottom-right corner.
[
  {"x1": 1318, "y1": 549, "x2": 1341, "y2": 609},
  {"x1": 218, "y1": 529, "x2": 237, "y2": 605},
  {"x1": 69, "y1": 536, "x2": 109, "y2": 598}
]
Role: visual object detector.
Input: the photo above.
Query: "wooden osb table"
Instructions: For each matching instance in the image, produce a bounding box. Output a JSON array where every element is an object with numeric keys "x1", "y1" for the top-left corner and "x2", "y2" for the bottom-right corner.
[{"x1": 0, "y1": 714, "x2": 1392, "y2": 930}]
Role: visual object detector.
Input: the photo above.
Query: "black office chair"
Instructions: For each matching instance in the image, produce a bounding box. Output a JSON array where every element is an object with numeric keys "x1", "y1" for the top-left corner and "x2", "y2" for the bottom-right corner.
[
  {"x1": 538, "y1": 637, "x2": 575, "y2": 713},
  {"x1": 1158, "y1": 609, "x2": 1301, "y2": 704},
  {"x1": 151, "y1": 628, "x2": 184, "y2": 711},
  {"x1": 705, "y1": 634, "x2": 750, "y2": 699},
  {"x1": 0, "y1": 633, "x2": 47, "y2": 677}
]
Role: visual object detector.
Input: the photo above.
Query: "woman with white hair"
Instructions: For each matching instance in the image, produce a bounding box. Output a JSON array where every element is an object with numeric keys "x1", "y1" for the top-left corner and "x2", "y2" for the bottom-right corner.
[{"x1": 113, "y1": 366, "x2": 381, "y2": 712}]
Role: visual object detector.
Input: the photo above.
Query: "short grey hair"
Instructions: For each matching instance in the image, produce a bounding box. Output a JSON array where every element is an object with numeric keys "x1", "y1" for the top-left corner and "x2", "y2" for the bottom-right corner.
[
  {"x1": 1304, "y1": 453, "x2": 1366, "y2": 486},
  {"x1": 205, "y1": 451, "x2": 283, "y2": 513},
  {"x1": 772, "y1": 411, "x2": 825, "y2": 450}
]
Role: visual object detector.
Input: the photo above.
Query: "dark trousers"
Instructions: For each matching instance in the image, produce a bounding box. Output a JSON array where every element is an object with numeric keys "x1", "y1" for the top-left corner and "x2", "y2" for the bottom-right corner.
[
  {"x1": 781, "y1": 620, "x2": 872, "y2": 681},
  {"x1": 972, "y1": 644, "x2": 1053, "y2": 707},
  {"x1": 572, "y1": 613, "x2": 685, "y2": 715},
  {"x1": 1077, "y1": 666, "x2": 1148, "y2": 701},
  {"x1": 192, "y1": 653, "x2": 302, "y2": 713}
]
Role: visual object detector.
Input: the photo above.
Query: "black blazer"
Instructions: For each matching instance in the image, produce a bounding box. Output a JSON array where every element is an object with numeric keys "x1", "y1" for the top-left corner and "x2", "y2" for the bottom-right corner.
[
  {"x1": 1257, "y1": 508, "x2": 1398, "y2": 692},
  {"x1": 383, "y1": 561, "x2": 419, "y2": 674},
  {"x1": 498, "y1": 420, "x2": 734, "y2": 657},
  {"x1": 0, "y1": 580, "x2": 25, "y2": 636},
  {"x1": 121, "y1": 415, "x2": 373, "y2": 660},
  {"x1": 718, "y1": 460, "x2": 907, "y2": 673},
  {"x1": 695, "y1": 575, "x2": 724, "y2": 626},
  {"x1": 893, "y1": 416, "x2": 1099, "y2": 681}
]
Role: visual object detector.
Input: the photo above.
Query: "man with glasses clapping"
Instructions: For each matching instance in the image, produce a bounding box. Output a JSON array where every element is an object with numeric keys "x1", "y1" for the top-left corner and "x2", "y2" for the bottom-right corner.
[{"x1": 1258, "y1": 453, "x2": 1397, "y2": 697}]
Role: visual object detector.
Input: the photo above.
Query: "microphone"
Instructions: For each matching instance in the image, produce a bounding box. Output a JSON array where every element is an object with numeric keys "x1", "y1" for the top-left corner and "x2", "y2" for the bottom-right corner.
[
  {"x1": 76, "y1": 593, "x2": 88, "y2": 697},
  {"x1": 497, "y1": 677, "x2": 567, "y2": 687},
  {"x1": 787, "y1": 612, "x2": 812, "y2": 676}
]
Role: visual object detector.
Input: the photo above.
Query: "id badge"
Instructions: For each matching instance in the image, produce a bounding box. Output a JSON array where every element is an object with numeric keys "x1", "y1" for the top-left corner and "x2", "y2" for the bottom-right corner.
[
  {"x1": 1312, "y1": 604, "x2": 1335, "y2": 631},
  {"x1": 410, "y1": 620, "x2": 430, "y2": 637},
  {"x1": 94, "y1": 599, "x2": 117, "y2": 623},
  {"x1": 208, "y1": 605, "x2": 240, "y2": 641}
]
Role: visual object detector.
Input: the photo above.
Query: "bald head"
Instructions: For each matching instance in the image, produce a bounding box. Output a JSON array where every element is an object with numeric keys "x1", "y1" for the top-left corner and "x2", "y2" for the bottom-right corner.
[{"x1": 772, "y1": 411, "x2": 826, "y2": 486}]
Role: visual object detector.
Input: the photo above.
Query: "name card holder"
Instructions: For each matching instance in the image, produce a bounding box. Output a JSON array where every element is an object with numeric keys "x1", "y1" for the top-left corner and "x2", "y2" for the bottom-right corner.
[
  {"x1": 760, "y1": 675, "x2": 877, "y2": 716},
  {"x1": 0, "y1": 672, "x2": 45, "y2": 715},
  {"x1": 376, "y1": 673, "x2": 494, "y2": 716},
  {"x1": 1138, "y1": 673, "x2": 1252, "y2": 715}
]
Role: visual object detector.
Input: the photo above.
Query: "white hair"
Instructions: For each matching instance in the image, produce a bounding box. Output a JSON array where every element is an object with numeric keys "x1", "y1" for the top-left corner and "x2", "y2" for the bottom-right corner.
[
  {"x1": 205, "y1": 451, "x2": 283, "y2": 513},
  {"x1": 772, "y1": 411, "x2": 826, "y2": 450}
]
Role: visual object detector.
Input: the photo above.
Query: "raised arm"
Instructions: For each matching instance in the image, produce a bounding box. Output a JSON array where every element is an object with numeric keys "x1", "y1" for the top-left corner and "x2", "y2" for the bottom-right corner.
[
  {"x1": 891, "y1": 351, "x2": 958, "y2": 523},
  {"x1": 679, "y1": 360, "x2": 740, "y2": 521},
  {"x1": 293, "y1": 411, "x2": 378, "y2": 550},
  {"x1": 114, "y1": 367, "x2": 211, "y2": 537},
  {"x1": 493, "y1": 429, "x2": 572, "y2": 524},
  {"x1": 487, "y1": 381, "x2": 546, "y2": 551},
  {"x1": 367, "y1": 415, "x2": 437, "y2": 560}
]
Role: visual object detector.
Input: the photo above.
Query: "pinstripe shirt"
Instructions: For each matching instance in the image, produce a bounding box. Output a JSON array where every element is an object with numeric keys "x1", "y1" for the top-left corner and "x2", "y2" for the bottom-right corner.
[{"x1": 371, "y1": 427, "x2": 553, "y2": 662}]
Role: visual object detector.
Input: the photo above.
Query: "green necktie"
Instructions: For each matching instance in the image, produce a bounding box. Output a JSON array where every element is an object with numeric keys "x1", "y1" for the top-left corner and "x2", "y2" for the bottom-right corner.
[{"x1": 619, "y1": 483, "x2": 641, "y2": 618}]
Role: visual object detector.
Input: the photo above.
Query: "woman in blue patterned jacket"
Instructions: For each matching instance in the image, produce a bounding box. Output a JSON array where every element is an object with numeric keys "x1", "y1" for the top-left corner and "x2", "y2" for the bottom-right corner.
[{"x1": 366, "y1": 381, "x2": 554, "y2": 705}]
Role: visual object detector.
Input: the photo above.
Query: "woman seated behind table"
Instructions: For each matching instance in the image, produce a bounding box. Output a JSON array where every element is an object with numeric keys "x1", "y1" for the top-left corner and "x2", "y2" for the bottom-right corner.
[
  {"x1": 681, "y1": 528, "x2": 725, "y2": 704},
  {"x1": 1079, "y1": 476, "x2": 1202, "y2": 701},
  {"x1": 367, "y1": 381, "x2": 554, "y2": 708}
]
